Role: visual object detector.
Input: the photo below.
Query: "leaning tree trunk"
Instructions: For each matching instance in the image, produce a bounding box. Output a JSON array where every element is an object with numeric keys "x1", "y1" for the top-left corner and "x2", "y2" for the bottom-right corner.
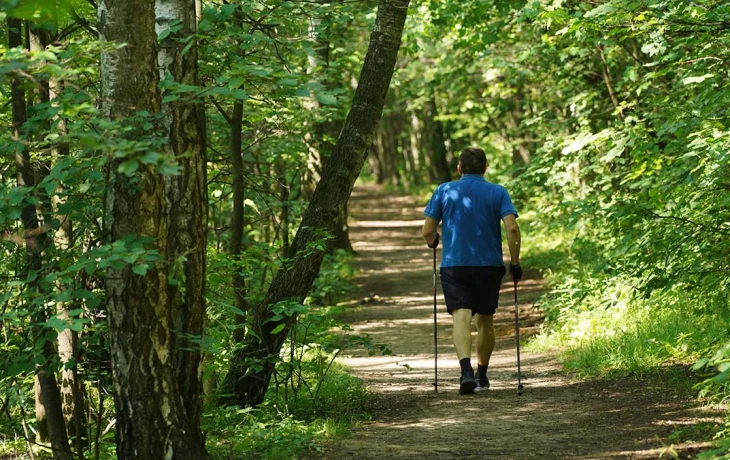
[
  {"x1": 223, "y1": 0, "x2": 410, "y2": 408},
  {"x1": 316, "y1": 6, "x2": 355, "y2": 253},
  {"x1": 99, "y1": 0, "x2": 207, "y2": 457}
]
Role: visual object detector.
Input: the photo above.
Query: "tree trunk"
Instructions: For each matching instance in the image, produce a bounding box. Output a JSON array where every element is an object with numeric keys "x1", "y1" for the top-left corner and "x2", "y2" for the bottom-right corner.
[
  {"x1": 22, "y1": 19, "x2": 49, "y2": 446},
  {"x1": 425, "y1": 94, "x2": 451, "y2": 183},
  {"x1": 157, "y1": 0, "x2": 208, "y2": 444},
  {"x1": 373, "y1": 113, "x2": 399, "y2": 186},
  {"x1": 503, "y1": 107, "x2": 531, "y2": 177},
  {"x1": 50, "y1": 77, "x2": 88, "y2": 455},
  {"x1": 410, "y1": 110, "x2": 423, "y2": 181},
  {"x1": 230, "y1": 100, "x2": 248, "y2": 343},
  {"x1": 331, "y1": 203, "x2": 355, "y2": 254},
  {"x1": 399, "y1": 109, "x2": 418, "y2": 187},
  {"x1": 33, "y1": 376, "x2": 49, "y2": 442},
  {"x1": 223, "y1": 0, "x2": 410, "y2": 408},
  {"x1": 226, "y1": 6, "x2": 250, "y2": 344},
  {"x1": 304, "y1": 5, "x2": 355, "y2": 253},
  {"x1": 9, "y1": 16, "x2": 73, "y2": 460},
  {"x1": 368, "y1": 132, "x2": 386, "y2": 183},
  {"x1": 99, "y1": 0, "x2": 207, "y2": 457}
]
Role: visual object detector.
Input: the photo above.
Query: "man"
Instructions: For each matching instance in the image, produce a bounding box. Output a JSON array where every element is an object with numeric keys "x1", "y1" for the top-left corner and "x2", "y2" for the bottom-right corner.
[{"x1": 422, "y1": 147, "x2": 522, "y2": 394}]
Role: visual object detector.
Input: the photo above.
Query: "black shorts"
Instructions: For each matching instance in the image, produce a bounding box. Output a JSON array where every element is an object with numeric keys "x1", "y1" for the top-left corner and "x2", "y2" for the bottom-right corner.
[{"x1": 440, "y1": 266, "x2": 507, "y2": 316}]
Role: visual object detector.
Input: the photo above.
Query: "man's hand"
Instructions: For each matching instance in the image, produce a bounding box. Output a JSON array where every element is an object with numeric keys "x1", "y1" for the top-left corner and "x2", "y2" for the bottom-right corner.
[
  {"x1": 510, "y1": 263, "x2": 523, "y2": 283},
  {"x1": 427, "y1": 232, "x2": 440, "y2": 249}
]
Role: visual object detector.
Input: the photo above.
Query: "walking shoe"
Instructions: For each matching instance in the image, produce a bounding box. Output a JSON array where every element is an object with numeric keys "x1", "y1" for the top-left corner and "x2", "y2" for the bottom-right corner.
[
  {"x1": 475, "y1": 376, "x2": 490, "y2": 392},
  {"x1": 459, "y1": 374, "x2": 477, "y2": 395}
]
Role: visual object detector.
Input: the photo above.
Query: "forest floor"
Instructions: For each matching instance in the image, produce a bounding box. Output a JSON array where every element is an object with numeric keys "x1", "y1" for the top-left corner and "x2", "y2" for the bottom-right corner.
[{"x1": 313, "y1": 185, "x2": 722, "y2": 460}]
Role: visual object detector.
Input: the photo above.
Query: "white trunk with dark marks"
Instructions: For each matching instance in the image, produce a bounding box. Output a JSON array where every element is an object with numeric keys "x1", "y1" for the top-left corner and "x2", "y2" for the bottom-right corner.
[{"x1": 99, "y1": 0, "x2": 207, "y2": 457}]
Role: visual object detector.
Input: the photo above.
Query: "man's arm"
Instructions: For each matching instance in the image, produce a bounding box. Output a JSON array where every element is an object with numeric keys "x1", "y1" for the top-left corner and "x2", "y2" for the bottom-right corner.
[
  {"x1": 422, "y1": 216, "x2": 439, "y2": 246},
  {"x1": 503, "y1": 214, "x2": 520, "y2": 265}
]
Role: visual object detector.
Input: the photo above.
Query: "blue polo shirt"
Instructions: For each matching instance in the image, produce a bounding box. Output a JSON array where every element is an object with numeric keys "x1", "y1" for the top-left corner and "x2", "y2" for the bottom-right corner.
[{"x1": 424, "y1": 175, "x2": 518, "y2": 268}]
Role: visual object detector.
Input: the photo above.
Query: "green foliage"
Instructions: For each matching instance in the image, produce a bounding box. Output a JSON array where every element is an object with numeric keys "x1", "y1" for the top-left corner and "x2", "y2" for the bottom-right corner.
[
  {"x1": 695, "y1": 343, "x2": 730, "y2": 401},
  {"x1": 204, "y1": 241, "x2": 384, "y2": 457},
  {"x1": 464, "y1": 0, "x2": 730, "y2": 454},
  {"x1": 311, "y1": 250, "x2": 357, "y2": 306},
  {"x1": 3, "y1": 0, "x2": 77, "y2": 34},
  {"x1": 269, "y1": 302, "x2": 388, "y2": 418},
  {"x1": 204, "y1": 370, "x2": 362, "y2": 460},
  {"x1": 205, "y1": 289, "x2": 376, "y2": 458},
  {"x1": 693, "y1": 342, "x2": 730, "y2": 459},
  {"x1": 2, "y1": 0, "x2": 729, "y2": 456},
  {"x1": 524, "y1": 221, "x2": 713, "y2": 374}
]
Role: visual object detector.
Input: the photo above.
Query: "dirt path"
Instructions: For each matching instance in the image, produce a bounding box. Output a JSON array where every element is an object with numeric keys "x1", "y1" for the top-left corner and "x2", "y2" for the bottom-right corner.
[{"x1": 318, "y1": 186, "x2": 715, "y2": 459}]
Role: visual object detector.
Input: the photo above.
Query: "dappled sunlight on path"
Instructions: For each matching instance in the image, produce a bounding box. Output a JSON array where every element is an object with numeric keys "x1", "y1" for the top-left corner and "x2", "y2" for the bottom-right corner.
[{"x1": 314, "y1": 184, "x2": 713, "y2": 459}]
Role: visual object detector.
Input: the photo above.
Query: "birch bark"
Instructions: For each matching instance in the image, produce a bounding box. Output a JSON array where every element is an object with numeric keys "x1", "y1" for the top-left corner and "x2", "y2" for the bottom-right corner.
[{"x1": 99, "y1": 0, "x2": 207, "y2": 456}]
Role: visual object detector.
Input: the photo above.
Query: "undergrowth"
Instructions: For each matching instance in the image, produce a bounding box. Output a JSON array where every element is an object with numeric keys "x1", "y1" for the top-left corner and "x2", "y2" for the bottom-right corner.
[
  {"x1": 520, "y1": 212, "x2": 730, "y2": 459},
  {"x1": 204, "y1": 250, "x2": 379, "y2": 459},
  {"x1": 204, "y1": 364, "x2": 368, "y2": 460}
]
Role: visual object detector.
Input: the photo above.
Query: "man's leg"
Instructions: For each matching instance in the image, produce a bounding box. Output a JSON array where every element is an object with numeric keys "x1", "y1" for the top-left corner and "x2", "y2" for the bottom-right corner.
[
  {"x1": 452, "y1": 308, "x2": 476, "y2": 394},
  {"x1": 452, "y1": 308, "x2": 473, "y2": 360},
  {"x1": 475, "y1": 314, "x2": 495, "y2": 390},
  {"x1": 476, "y1": 314, "x2": 495, "y2": 365}
]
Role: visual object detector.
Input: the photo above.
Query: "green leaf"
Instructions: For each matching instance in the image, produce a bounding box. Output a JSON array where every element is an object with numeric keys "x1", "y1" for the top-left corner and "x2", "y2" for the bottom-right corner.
[
  {"x1": 157, "y1": 162, "x2": 180, "y2": 176},
  {"x1": 118, "y1": 159, "x2": 139, "y2": 176},
  {"x1": 585, "y1": 3, "x2": 617, "y2": 18},
  {"x1": 8, "y1": 359, "x2": 35, "y2": 377},
  {"x1": 712, "y1": 370, "x2": 729, "y2": 385},
  {"x1": 316, "y1": 93, "x2": 338, "y2": 106},
  {"x1": 140, "y1": 151, "x2": 161, "y2": 165},
  {"x1": 8, "y1": 0, "x2": 73, "y2": 32},
  {"x1": 295, "y1": 87, "x2": 311, "y2": 98},
  {"x1": 220, "y1": 4, "x2": 236, "y2": 18},
  {"x1": 26, "y1": 270, "x2": 38, "y2": 283},
  {"x1": 132, "y1": 264, "x2": 149, "y2": 275},
  {"x1": 231, "y1": 89, "x2": 248, "y2": 101},
  {"x1": 226, "y1": 304, "x2": 246, "y2": 316},
  {"x1": 271, "y1": 323, "x2": 286, "y2": 335},
  {"x1": 162, "y1": 94, "x2": 181, "y2": 104},
  {"x1": 45, "y1": 315, "x2": 68, "y2": 332}
]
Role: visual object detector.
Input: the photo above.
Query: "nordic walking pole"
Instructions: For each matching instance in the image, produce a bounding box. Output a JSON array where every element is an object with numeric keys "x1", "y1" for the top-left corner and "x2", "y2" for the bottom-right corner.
[
  {"x1": 513, "y1": 280, "x2": 524, "y2": 396},
  {"x1": 432, "y1": 245, "x2": 438, "y2": 393}
]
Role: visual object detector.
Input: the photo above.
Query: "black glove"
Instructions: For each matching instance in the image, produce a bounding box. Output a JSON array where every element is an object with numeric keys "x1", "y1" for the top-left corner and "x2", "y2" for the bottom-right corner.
[
  {"x1": 510, "y1": 263, "x2": 523, "y2": 283},
  {"x1": 427, "y1": 232, "x2": 440, "y2": 249}
]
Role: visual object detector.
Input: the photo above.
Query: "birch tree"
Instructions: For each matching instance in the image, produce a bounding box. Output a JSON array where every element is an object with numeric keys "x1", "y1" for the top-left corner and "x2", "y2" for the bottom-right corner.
[{"x1": 99, "y1": 0, "x2": 207, "y2": 456}]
